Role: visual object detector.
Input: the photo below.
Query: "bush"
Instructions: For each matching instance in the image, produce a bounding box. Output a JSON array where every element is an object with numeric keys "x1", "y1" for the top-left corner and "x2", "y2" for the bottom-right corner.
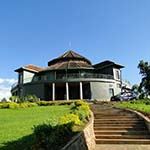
[
  {"x1": 8, "y1": 102, "x2": 20, "y2": 109},
  {"x1": 70, "y1": 100, "x2": 90, "y2": 121},
  {"x1": 9, "y1": 96, "x2": 20, "y2": 102},
  {"x1": 36, "y1": 101, "x2": 53, "y2": 106},
  {"x1": 59, "y1": 114, "x2": 82, "y2": 125},
  {"x1": 19, "y1": 102, "x2": 38, "y2": 108},
  {"x1": 32, "y1": 100, "x2": 91, "y2": 150},
  {"x1": 36, "y1": 100, "x2": 75, "y2": 106},
  {"x1": 21, "y1": 95, "x2": 40, "y2": 102},
  {"x1": 0, "y1": 102, "x2": 19, "y2": 109},
  {"x1": 0, "y1": 102, "x2": 38, "y2": 109},
  {"x1": 33, "y1": 122, "x2": 75, "y2": 150}
]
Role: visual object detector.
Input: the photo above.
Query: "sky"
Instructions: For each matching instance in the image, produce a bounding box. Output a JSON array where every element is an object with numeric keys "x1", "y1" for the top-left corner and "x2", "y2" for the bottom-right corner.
[{"x1": 0, "y1": 0, "x2": 150, "y2": 98}]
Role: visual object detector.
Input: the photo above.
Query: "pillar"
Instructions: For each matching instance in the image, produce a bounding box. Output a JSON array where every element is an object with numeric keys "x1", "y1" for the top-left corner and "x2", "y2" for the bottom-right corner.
[
  {"x1": 80, "y1": 82, "x2": 83, "y2": 99},
  {"x1": 52, "y1": 83, "x2": 55, "y2": 101},
  {"x1": 66, "y1": 82, "x2": 69, "y2": 100}
]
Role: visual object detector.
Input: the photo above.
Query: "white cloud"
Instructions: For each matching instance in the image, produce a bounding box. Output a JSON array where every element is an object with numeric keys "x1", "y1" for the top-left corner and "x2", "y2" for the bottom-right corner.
[
  {"x1": 0, "y1": 78, "x2": 17, "y2": 100},
  {"x1": 0, "y1": 78, "x2": 17, "y2": 84}
]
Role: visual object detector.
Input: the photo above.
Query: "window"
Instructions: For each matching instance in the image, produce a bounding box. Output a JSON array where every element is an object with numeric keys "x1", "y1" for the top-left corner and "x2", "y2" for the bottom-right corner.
[
  {"x1": 43, "y1": 75, "x2": 47, "y2": 81},
  {"x1": 116, "y1": 70, "x2": 120, "y2": 80},
  {"x1": 117, "y1": 83, "x2": 121, "y2": 88},
  {"x1": 19, "y1": 73, "x2": 23, "y2": 84},
  {"x1": 38, "y1": 76, "x2": 42, "y2": 81},
  {"x1": 109, "y1": 88, "x2": 114, "y2": 97}
]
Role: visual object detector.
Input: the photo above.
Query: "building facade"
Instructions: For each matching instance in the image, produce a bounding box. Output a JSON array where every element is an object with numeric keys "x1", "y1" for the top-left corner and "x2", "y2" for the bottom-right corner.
[{"x1": 11, "y1": 50, "x2": 124, "y2": 101}]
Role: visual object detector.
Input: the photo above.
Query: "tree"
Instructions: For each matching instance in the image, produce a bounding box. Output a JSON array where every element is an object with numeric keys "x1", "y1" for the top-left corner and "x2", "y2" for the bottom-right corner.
[
  {"x1": 138, "y1": 60, "x2": 150, "y2": 97},
  {"x1": 131, "y1": 84, "x2": 139, "y2": 93}
]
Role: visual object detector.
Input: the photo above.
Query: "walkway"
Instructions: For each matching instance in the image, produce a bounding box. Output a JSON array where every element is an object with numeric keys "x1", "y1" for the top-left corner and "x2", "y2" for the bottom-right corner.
[{"x1": 92, "y1": 103, "x2": 150, "y2": 150}]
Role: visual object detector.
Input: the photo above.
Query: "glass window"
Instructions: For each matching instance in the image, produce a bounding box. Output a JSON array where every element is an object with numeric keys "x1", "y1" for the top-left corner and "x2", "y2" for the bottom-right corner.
[
  {"x1": 38, "y1": 76, "x2": 41, "y2": 81},
  {"x1": 19, "y1": 73, "x2": 23, "y2": 84},
  {"x1": 116, "y1": 70, "x2": 120, "y2": 80},
  {"x1": 109, "y1": 88, "x2": 114, "y2": 97},
  {"x1": 117, "y1": 83, "x2": 121, "y2": 88}
]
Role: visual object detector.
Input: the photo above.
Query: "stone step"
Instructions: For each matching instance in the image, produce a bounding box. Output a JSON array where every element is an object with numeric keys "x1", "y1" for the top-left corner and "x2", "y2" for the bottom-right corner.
[
  {"x1": 95, "y1": 134, "x2": 150, "y2": 139},
  {"x1": 94, "y1": 118, "x2": 142, "y2": 121},
  {"x1": 95, "y1": 139, "x2": 150, "y2": 144},
  {"x1": 94, "y1": 114, "x2": 137, "y2": 117},
  {"x1": 94, "y1": 126, "x2": 146, "y2": 130},
  {"x1": 94, "y1": 117, "x2": 139, "y2": 120},
  {"x1": 94, "y1": 119, "x2": 142, "y2": 123},
  {"x1": 94, "y1": 121, "x2": 142, "y2": 124},
  {"x1": 94, "y1": 115, "x2": 139, "y2": 118},
  {"x1": 94, "y1": 130, "x2": 149, "y2": 135},
  {"x1": 94, "y1": 123, "x2": 145, "y2": 127}
]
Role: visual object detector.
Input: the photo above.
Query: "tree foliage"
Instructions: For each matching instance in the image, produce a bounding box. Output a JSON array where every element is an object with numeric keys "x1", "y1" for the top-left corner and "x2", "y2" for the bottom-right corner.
[{"x1": 138, "y1": 60, "x2": 150, "y2": 97}]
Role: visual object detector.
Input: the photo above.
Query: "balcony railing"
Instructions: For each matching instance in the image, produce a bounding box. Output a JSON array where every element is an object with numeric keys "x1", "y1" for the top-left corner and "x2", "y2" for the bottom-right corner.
[
  {"x1": 11, "y1": 73, "x2": 114, "y2": 90},
  {"x1": 56, "y1": 73, "x2": 114, "y2": 80},
  {"x1": 11, "y1": 82, "x2": 18, "y2": 89}
]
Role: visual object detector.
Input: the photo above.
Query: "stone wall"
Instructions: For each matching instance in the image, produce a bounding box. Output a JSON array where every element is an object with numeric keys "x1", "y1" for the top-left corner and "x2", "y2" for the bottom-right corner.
[{"x1": 61, "y1": 112, "x2": 95, "y2": 150}]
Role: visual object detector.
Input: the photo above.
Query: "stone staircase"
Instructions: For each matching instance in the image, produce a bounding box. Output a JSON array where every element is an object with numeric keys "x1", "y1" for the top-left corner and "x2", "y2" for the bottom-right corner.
[{"x1": 92, "y1": 104, "x2": 150, "y2": 144}]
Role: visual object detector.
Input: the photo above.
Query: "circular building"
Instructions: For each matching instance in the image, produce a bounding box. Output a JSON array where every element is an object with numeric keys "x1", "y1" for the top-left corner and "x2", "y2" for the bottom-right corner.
[{"x1": 11, "y1": 50, "x2": 124, "y2": 101}]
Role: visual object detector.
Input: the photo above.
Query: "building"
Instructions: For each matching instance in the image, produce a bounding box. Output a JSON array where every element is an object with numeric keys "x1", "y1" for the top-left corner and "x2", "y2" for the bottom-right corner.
[{"x1": 11, "y1": 50, "x2": 124, "y2": 101}]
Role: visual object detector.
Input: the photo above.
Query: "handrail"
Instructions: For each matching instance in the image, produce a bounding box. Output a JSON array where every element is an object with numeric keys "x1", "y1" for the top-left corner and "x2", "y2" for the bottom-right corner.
[
  {"x1": 11, "y1": 73, "x2": 114, "y2": 90},
  {"x1": 56, "y1": 73, "x2": 114, "y2": 80},
  {"x1": 11, "y1": 82, "x2": 18, "y2": 89}
]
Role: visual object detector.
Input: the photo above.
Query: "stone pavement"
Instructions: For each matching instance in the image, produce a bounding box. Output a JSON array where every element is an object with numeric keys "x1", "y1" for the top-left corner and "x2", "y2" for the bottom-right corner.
[{"x1": 95, "y1": 144, "x2": 150, "y2": 150}]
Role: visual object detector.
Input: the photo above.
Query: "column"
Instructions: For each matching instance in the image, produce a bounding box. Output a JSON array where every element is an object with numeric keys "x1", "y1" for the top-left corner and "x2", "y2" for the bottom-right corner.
[
  {"x1": 52, "y1": 83, "x2": 55, "y2": 101},
  {"x1": 66, "y1": 82, "x2": 69, "y2": 101},
  {"x1": 80, "y1": 82, "x2": 83, "y2": 99}
]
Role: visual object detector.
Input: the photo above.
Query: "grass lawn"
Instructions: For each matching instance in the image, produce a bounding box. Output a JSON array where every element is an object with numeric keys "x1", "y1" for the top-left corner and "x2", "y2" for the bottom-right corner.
[
  {"x1": 115, "y1": 101, "x2": 150, "y2": 114},
  {"x1": 0, "y1": 105, "x2": 70, "y2": 150}
]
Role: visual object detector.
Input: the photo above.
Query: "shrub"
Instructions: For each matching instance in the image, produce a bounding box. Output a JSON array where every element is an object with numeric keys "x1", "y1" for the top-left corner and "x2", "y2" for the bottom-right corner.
[
  {"x1": 0, "y1": 102, "x2": 38, "y2": 109},
  {"x1": 8, "y1": 102, "x2": 20, "y2": 109},
  {"x1": 59, "y1": 114, "x2": 82, "y2": 125},
  {"x1": 9, "y1": 96, "x2": 20, "y2": 102},
  {"x1": 21, "y1": 95, "x2": 40, "y2": 102},
  {"x1": 32, "y1": 100, "x2": 91, "y2": 149},
  {"x1": 0, "y1": 103, "x2": 9, "y2": 108},
  {"x1": 36, "y1": 100, "x2": 75, "y2": 106},
  {"x1": 36, "y1": 101, "x2": 53, "y2": 106},
  {"x1": 70, "y1": 100, "x2": 90, "y2": 121},
  {"x1": 33, "y1": 122, "x2": 75, "y2": 150},
  {"x1": 0, "y1": 102, "x2": 19, "y2": 109},
  {"x1": 19, "y1": 102, "x2": 38, "y2": 108}
]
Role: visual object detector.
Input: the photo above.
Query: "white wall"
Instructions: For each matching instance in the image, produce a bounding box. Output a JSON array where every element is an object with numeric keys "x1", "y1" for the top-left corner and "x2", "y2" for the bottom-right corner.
[
  {"x1": 90, "y1": 82, "x2": 114, "y2": 101},
  {"x1": 23, "y1": 71, "x2": 35, "y2": 84},
  {"x1": 90, "y1": 80, "x2": 121, "y2": 101}
]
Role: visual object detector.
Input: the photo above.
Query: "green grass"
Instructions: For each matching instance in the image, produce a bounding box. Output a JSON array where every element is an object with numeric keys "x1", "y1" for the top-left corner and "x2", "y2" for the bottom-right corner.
[
  {"x1": 115, "y1": 100, "x2": 150, "y2": 114},
  {"x1": 0, "y1": 106, "x2": 70, "y2": 150}
]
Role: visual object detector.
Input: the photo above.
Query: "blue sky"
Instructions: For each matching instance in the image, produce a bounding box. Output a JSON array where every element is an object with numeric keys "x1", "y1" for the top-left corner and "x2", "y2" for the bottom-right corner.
[{"x1": 0, "y1": 0, "x2": 150, "y2": 98}]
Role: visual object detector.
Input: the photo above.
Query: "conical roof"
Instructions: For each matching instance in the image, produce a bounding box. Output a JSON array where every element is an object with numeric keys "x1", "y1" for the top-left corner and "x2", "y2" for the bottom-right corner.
[
  {"x1": 58, "y1": 50, "x2": 87, "y2": 59},
  {"x1": 47, "y1": 50, "x2": 93, "y2": 70}
]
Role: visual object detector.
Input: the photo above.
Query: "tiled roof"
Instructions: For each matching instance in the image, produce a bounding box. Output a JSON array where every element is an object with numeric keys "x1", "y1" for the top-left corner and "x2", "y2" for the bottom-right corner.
[
  {"x1": 93, "y1": 60, "x2": 124, "y2": 69},
  {"x1": 48, "y1": 50, "x2": 92, "y2": 66},
  {"x1": 42, "y1": 60, "x2": 93, "y2": 71},
  {"x1": 24, "y1": 65, "x2": 43, "y2": 72},
  {"x1": 15, "y1": 64, "x2": 43, "y2": 72},
  {"x1": 58, "y1": 50, "x2": 86, "y2": 59}
]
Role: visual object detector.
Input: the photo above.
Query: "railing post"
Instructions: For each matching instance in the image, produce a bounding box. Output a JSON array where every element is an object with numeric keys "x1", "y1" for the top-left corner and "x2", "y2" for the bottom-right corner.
[
  {"x1": 66, "y1": 82, "x2": 69, "y2": 101},
  {"x1": 80, "y1": 82, "x2": 83, "y2": 99},
  {"x1": 52, "y1": 83, "x2": 55, "y2": 101}
]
